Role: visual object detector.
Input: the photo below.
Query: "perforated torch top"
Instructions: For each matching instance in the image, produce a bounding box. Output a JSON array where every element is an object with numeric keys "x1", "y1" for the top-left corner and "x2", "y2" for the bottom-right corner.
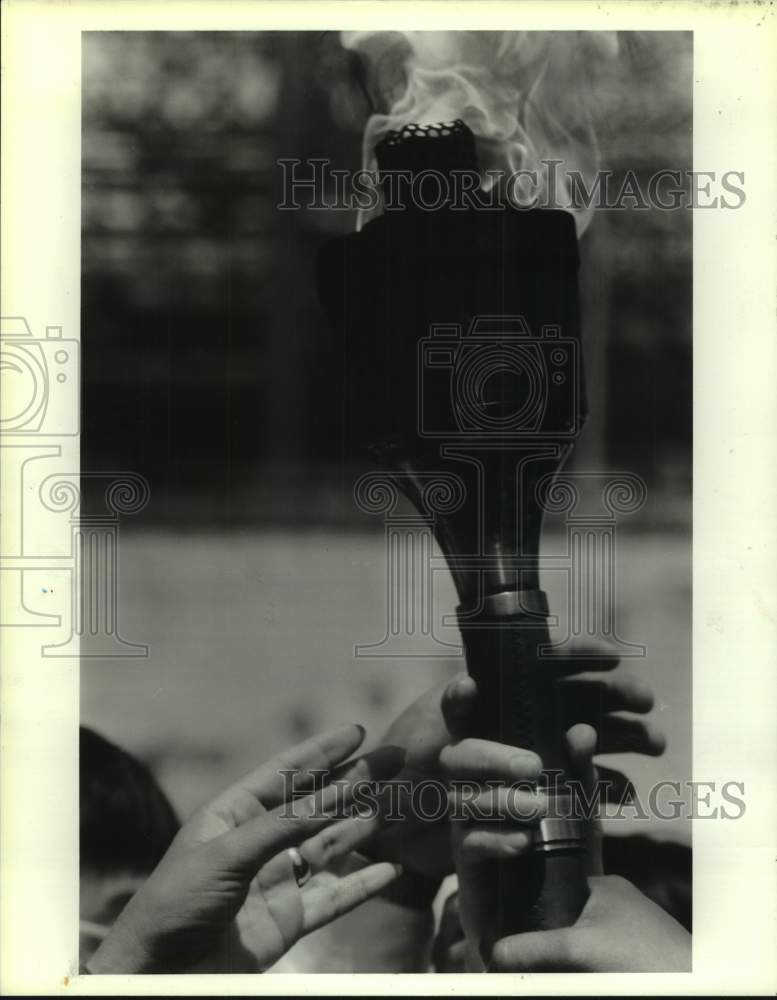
[{"x1": 374, "y1": 119, "x2": 479, "y2": 207}]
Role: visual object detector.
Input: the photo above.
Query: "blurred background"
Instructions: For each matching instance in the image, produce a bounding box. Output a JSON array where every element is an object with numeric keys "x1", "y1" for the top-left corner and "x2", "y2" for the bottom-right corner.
[{"x1": 81, "y1": 32, "x2": 692, "y2": 838}]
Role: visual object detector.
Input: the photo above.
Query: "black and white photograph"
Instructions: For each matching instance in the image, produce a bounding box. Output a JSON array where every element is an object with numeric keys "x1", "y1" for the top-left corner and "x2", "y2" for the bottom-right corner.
[{"x1": 1, "y1": 2, "x2": 775, "y2": 994}]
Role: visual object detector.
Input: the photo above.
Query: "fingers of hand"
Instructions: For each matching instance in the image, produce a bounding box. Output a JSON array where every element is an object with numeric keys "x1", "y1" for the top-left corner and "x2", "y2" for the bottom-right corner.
[
  {"x1": 593, "y1": 765, "x2": 636, "y2": 803},
  {"x1": 298, "y1": 813, "x2": 383, "y2": 874},
  {"x1": 301, "y1": 862, "x2": 402, "y2": 933},
  {"x1": 564, "y1": 722, "x2": 599, "y2": 794},
  {"x1": 221, "y1": 722, "x2": 367, "y2": 811},
  {"x1": 551, "y1": 645, "x2": 621, "y2": 678},
  {"x1": 487, "y1": 882, "x2": 624, "y2": 972},
  {"x1": 489, "y1": 927, "x2": 581, "y2": 972},
  {"x1": 605, "y1": 672, "x2": 655, "y2": 713},
  {"x1": 449, "y1": 784, "x2": 548, "y2": 825},
  {"x1": 436, "y1": 938, "x2": 470, "y2": 972},
  {"x1": 439, "y1": 738, "x2": 542, "y2": 784},
  {"x1": 560, "y1": 671, "x2": 655, "y2": 716},
  {"x1": 448, "y1": 782, "x2": 546, "y2": 863},
  {"x1": 596, "y1": 712, "x2": 667, "y2": 756},
  {"x1": 328, "y1": 743, "x2": 406, "y2": 786},
  {"x1": 440, "y1": 674, "x2": 478, "y2": 740},
  {"x1": 220, "y1": 776, "x2": 361, "y2": 875},
  {"x1": 331, "y1": 861, "x2": 402, "y2": 913},
  {"x1": 453, "y1": 824, "x2": 534, "y2": 861},
  {"x1": 566, "y1": 722, "x2": 598, "y2": 764}
]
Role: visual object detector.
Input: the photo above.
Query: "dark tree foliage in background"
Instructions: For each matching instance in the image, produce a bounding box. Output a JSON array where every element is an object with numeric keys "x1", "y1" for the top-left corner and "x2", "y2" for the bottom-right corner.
[{"x1": 82, "y1": 32, "x2": 690, "y2": 527}]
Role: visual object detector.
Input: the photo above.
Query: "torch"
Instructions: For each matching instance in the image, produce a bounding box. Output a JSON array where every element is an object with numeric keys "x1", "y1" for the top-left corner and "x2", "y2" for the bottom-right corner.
[{"x1": 318, "y1": 121, "x2": 589, "y2": 935}]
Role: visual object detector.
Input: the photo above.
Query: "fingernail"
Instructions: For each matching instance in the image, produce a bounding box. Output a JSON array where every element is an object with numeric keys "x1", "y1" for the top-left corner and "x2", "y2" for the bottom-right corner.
[
  {"x1": 392, "y1": 862, "x2": 404, "y2": 877},
  {"x1": 354, "y1": 723, "x2": 366, "y2": 740}
]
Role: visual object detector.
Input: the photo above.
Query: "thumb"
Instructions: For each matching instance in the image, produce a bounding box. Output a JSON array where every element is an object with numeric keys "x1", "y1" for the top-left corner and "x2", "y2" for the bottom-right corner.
[{"x1": 489, "y1": 926, "x2": 581, "y2": 972}]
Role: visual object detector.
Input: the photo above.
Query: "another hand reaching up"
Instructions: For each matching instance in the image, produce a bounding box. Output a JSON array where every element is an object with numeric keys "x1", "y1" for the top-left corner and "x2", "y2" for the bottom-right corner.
[{"x1": 87, "y1": 724, "x2": 403, "y2": 973}]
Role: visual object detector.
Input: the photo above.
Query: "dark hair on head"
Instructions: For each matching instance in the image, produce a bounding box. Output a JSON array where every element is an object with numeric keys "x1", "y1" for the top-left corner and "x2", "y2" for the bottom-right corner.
[{"x1": 80, "y1": 727, "x2": 179, "y2": 875}]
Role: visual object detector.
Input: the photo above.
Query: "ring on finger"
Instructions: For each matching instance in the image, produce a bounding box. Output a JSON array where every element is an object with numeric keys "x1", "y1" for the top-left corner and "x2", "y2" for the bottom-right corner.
[{"x1": 287, "y1": 846, "x2": 312, "y2": 888}]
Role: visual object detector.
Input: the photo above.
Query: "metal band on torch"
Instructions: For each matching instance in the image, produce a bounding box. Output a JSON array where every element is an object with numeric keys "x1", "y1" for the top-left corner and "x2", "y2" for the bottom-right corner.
[
  {"x1": 456, "y1": 590, "x2": 550, "y2": 620},
  {"x1": 535, "y1": 813, "x2": 587, "y2": 855},
  {"x1": 469, "y1": 589, "x2": 550, "y2": 619}
]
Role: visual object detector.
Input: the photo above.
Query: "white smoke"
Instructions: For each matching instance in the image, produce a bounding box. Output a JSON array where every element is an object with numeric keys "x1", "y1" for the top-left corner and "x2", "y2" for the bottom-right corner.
[{"x1": 341, "y1": 31, "x2": 691, "y2": 236}]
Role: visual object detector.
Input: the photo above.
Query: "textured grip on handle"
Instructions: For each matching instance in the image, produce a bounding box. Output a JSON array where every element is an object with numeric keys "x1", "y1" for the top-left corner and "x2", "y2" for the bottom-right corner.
[{"x1": 458, "y1": 610, "x2": 589, "y2": 934}]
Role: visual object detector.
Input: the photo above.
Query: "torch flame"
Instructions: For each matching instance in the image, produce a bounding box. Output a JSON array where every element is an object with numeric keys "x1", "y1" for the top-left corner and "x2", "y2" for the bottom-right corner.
[{"x1": 342, "y1": 30, "x2": 620, "y2": 235}]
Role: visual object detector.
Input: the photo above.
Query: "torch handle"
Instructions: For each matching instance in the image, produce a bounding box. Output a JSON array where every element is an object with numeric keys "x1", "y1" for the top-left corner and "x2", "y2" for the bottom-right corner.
[{"x1": 458, "y1": 610, "x2": 590, "y2": 934}]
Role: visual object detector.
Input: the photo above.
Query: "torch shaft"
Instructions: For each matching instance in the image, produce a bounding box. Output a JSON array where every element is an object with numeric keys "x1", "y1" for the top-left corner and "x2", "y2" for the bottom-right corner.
[
  {"x1": 458, "y1": 610, "x2": 590, "y2": 934},
  {"x1": 316, "y1": 124, "x2": 590, "y2": 935}
]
